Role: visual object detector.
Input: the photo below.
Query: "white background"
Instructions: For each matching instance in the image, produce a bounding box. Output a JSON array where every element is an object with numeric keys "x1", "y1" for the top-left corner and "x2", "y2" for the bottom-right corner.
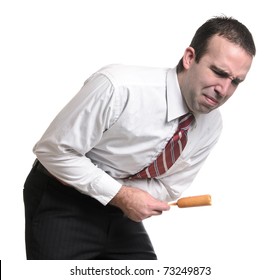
[{"x1": 1, "y1": 0, "x2": 279, "y2": 279}]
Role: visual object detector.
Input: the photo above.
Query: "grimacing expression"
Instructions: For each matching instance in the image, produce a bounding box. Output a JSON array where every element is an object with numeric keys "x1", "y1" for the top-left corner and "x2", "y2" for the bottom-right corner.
[{"x1": 178, "y1": 35, "x2": 253, "y2": 114}]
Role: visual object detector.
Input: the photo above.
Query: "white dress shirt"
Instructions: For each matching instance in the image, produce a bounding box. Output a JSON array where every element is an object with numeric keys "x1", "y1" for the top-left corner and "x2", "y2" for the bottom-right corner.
[{"x1": 33, "y1": 64, "x2": 223, "y2": 205}]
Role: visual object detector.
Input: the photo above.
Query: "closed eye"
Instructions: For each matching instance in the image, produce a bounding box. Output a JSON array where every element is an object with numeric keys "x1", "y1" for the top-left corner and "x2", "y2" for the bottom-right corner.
[
  {"x1": 231, "y1": 78, "x2": 242, "y2": 86},
  {"x1": 211, "y1": 66, "x2": 228, "y2": 78},
  {"x1": 210, "y1": 65, "x2": 243, "y2": 87}
]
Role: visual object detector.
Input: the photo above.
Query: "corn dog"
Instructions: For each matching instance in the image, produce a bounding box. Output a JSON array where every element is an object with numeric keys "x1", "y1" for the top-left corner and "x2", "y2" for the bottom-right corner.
[{"x1": 169, "y1": 194, "x2": 212, "y2": 208}]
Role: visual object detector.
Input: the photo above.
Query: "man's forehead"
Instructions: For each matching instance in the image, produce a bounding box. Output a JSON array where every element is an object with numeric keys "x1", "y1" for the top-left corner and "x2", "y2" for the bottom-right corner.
[{"x1": 203, "y1": 35, "x2": 253, "y2": 76}]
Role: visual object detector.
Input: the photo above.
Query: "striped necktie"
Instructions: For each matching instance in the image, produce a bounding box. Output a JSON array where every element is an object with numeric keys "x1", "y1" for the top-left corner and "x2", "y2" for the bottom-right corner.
[{"x1": 131, "y1": 113, "x2": 194, "y2": 179}]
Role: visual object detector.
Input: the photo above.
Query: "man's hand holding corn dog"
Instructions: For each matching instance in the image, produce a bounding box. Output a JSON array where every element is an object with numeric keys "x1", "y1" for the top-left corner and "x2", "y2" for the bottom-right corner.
[
  {"x1": 110, "y1": 186, "x2": 170, "y2": 222},
  {"x1": 110, "y1": 186, "x2": 212, "y2": 222}
]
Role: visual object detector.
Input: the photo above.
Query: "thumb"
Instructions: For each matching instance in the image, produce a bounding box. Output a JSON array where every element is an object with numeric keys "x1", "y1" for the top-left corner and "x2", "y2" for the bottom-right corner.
[{"x1": 156, "y1": 200, "x2": 170, "y2": 211}]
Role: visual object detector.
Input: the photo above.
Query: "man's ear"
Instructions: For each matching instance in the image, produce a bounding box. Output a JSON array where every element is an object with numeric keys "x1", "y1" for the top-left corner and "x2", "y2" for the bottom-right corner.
[{"x1": 182, "y1": 47, "x2": 196, "y2": 70}]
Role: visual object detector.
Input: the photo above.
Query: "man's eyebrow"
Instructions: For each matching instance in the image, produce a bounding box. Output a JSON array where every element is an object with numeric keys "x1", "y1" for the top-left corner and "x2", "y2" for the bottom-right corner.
[{"x1": 210, "y1": 65, "x2": 244, "y2": 84}]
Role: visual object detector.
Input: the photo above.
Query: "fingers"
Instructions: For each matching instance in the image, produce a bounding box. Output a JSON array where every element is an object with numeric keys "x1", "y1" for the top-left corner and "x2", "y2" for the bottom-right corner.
[
  {"x1": 157, "y1": 201, "x2": 171, "y2": 211},
  {"x1": 149, "y1": 199, "x2": 170, "y2": 214},
  {"x1": 145, "y1": 201, "x2": 170, "y2": 218},
  {"x1": 151, "y1": 210, "x2": 163, "y2": 216}
]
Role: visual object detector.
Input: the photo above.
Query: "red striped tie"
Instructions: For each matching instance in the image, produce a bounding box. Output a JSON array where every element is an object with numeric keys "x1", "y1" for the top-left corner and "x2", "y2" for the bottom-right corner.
[{"x1": 131, "y1": 113, "x2": 194, "y2": 179}]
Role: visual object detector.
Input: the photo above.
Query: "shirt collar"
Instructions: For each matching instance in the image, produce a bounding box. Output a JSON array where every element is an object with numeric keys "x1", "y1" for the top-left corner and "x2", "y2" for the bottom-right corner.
[{"x1": 166, "y1": 67, "x2": 190, "y2": 122}]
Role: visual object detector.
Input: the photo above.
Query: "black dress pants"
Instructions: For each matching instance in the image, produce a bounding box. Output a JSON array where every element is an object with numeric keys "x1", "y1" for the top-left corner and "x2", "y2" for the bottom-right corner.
[{"x1": 23, "y1": 162, "x2": 157, "y2": 260}]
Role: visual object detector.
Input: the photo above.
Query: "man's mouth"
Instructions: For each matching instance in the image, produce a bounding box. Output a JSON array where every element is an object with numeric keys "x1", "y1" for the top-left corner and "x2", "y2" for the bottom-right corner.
[{"x1": 203, "y1": 94, "x2": 219, "y2": 107}]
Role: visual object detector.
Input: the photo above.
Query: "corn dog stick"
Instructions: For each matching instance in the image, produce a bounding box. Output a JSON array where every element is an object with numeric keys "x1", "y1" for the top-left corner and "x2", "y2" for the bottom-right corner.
[{"x1": 169, "y1": 194, "x2": 212, "y2": 208}]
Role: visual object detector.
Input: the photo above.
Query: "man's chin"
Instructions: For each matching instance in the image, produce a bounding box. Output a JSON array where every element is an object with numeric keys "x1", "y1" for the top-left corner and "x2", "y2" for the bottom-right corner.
[{"x1": 193, "y1": 104, "x2": 215, "y2": 114}]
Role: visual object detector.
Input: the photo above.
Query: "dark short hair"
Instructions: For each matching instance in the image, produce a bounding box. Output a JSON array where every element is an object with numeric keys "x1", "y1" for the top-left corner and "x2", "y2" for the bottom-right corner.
[{"x1": 176, "y1": 16, "x2": 256, "y2": 73}]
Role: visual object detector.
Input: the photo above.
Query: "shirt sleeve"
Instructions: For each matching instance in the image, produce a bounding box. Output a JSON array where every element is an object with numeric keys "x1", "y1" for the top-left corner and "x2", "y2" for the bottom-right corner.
[{"x1": 33, "y1": 73, "x2": 123, "y2": 205}]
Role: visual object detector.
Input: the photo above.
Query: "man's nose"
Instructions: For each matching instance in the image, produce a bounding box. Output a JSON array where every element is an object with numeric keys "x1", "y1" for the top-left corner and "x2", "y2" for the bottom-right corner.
[{"x1": 214, "y1": 78, "x2": 232, "y2": 97}]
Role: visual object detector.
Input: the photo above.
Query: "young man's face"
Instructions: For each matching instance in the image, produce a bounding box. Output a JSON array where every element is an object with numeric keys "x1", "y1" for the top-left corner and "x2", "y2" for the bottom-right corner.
[{"x1": 178, "y1": 35, "x2": 253, "y2": 114}]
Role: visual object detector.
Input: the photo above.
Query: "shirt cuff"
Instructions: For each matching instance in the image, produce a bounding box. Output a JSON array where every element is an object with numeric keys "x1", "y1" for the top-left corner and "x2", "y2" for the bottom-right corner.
[{"x1": 87, "y1": 171, "x2": 123, "y2": 205}]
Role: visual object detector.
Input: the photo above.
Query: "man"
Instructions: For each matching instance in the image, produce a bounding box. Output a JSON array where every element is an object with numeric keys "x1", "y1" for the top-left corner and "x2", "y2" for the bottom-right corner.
[{"x1": 23, "y1": 16, "x2": 256, "y2": 259}]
